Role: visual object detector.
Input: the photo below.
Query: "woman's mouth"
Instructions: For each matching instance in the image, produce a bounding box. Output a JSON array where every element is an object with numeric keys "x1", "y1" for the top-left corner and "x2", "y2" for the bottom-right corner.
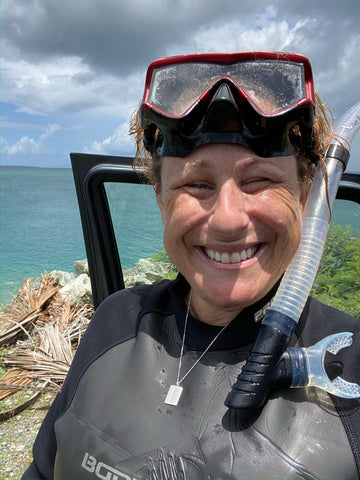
[{"x1": 204, "y1": 246, "x2": 258, "y2": 264}]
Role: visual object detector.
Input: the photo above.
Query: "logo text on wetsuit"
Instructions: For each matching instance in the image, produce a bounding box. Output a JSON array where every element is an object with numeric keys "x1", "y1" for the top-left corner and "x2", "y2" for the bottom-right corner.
[{"x1": 81, "y1": 452, "x2": 139, "y2": 480}]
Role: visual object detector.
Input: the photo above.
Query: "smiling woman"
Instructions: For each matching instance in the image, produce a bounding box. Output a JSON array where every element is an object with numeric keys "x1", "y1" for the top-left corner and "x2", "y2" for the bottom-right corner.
[
  {"x1": 23, "y1": 52, "x2": 360, "y2": 480},
  {"x1": 157, "y1": 145, "x2": 305, "y2": 325}
]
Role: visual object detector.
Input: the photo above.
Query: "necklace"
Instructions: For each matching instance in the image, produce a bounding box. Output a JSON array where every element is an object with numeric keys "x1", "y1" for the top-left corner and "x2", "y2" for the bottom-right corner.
[{"x1": 164, "y1": 291, "x2": 231, "y2": 406}]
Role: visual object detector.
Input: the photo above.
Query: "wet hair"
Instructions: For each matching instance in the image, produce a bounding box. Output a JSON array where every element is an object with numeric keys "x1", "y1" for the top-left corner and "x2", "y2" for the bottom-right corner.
[{"x1": 129, "y1": 91, "x2": 333, "y2": 192}]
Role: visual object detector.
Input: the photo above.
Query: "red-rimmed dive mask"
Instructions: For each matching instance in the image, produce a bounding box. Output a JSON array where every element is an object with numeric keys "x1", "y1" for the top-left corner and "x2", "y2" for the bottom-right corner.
[{"x1": 140, "y1": 52, "x2": 316, "y2": 159}]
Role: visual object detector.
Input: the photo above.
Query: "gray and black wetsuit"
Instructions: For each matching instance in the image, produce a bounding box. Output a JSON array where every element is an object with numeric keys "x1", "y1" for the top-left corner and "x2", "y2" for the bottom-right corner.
[{"x1": 23, "y1": 275, "x2": 360, "y2": 479}]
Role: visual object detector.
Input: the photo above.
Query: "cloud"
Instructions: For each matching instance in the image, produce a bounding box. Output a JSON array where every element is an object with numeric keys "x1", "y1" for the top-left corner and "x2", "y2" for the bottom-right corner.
[
  {"x1": 1, "y1": 0, "x2": 360, "y2": 169},
  {"x1": 1, "y1": 0, "x2": 256, "y2": 75},
  {"x1": 315, "y1": 32, "x2": 360, "y2": 114},
  {"x1": 189, "y1": 15, "x2": 314, "y2": 54},
  {"x1": 85, "y1": 123, "x2": 135, "y2": 156},
  {"x1": 1, "y1": 123, "x2": 60, "y2": 155},
  {"x1": 1, "y1": 56, "x2": 143, "y2": 117},
  {"x1": 2, "y1": 0, "x2": 359, "y2": 120}
]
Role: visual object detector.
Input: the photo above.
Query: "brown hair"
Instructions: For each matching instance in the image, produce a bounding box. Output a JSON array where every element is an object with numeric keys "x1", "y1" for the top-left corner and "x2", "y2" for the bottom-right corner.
[{"x1": 129, "y1": 91, "x2": 334, "y2": 190}]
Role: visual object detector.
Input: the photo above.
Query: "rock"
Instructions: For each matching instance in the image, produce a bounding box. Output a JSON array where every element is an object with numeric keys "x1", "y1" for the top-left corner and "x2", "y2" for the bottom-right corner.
[
  {"x1": 59, "y1": 274, "x2": 93, "y2": 307},
  {"x1": 124, "y1": 258, "x2": 176, "y2": 287},
  {"x1": 5, "y1": 255, "x2": 174, "y2": 311},
  {"x1": 20, "y1": 277, "x2": 41, "y2": 292},
  {"x1": 49, "y1": 270, "x2": 76, "y2": 287},
  {"x1": 74, "y1": 259, "x2": 89, "y2": 276}
]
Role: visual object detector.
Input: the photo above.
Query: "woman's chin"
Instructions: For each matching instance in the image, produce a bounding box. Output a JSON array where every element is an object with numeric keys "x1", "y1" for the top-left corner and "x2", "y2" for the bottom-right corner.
[{"x1": 192, "y1": 275, "x2": 270, "y2": 312}]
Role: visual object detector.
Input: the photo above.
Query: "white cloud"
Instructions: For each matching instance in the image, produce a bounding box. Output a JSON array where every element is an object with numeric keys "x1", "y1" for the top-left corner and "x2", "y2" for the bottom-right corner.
[
  {"x1": 1, "y1": 56, "x2": 143, "y2": 117},
  {"x1": 188, "y1": 13, "x2": 315, "y2": 54},
  {"x1": 1, "y1": 123, "x2": 60, "y2": 155},
  {"x1": 315, "y1": 32, "x2": 360, "y2": 113},
  {"x1": 2, "y1": 1, "x2": 358, "y2": 120},
  {"x1": 1, "y1": 0, "x2": 360, "y2": 169},
  {"x1": 1, "y1": 136, "x2": 37, "y2": 155},
  {"x1": 85, "y1": 123, "x2": 135, "y2": 156}
]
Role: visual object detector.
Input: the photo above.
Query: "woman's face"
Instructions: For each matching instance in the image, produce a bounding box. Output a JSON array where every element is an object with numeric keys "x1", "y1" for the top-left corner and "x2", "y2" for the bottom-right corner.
[{"x1": 157, "y1": 143, "x2": 307, "y2": 325}]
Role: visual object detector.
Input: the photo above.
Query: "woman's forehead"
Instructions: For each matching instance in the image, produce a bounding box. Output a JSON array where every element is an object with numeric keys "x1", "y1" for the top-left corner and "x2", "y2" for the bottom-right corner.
[{"x1": 162, "y1": 144, "x2": 296, "y2": 176}]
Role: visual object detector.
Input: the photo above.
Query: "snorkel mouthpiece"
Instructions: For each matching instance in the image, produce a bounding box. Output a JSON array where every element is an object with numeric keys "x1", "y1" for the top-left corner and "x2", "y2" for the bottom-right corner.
[
  {"x1": 225, "y1": 319, "x2": 291, "y2": 409},
  {"x1": 225, "y1": 101, "x2": 360, "y2": 410}
]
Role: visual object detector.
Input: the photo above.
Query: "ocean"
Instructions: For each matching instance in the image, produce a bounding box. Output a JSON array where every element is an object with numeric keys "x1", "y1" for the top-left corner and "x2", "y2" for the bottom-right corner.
[
  {"x1": 1, "y1": 165, "x2": 359, "y2": 306},
  {"x1": 1, "y1": 166, "x2": 164, "y2": 305}
]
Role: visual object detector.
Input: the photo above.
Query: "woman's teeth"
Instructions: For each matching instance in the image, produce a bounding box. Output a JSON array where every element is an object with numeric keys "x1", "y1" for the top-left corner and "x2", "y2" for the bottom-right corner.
[{"x1": 204, "y1": 247, "x2": 257, "y2": 264}]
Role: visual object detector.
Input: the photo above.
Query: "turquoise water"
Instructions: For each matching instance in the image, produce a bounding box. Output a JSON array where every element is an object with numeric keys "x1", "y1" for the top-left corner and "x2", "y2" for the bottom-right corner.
[
  {"x1": 1, "y1": 166, "x2": 164, "y2": 305},
  {"x1": 1, "y1": 166, "x2": 359, "y2": 306}
]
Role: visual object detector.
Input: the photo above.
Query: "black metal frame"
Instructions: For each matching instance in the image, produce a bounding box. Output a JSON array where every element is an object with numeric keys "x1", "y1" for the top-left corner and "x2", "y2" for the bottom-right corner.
[
  {"x1": 71, "y1": 152, "x2": 360, "y2": 309},
  {"x1": 71, "y1": 153, "x2": 146, "y2": 307}
]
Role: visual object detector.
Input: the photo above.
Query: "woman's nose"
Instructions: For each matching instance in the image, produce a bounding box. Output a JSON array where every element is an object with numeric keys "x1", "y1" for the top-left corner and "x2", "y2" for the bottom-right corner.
[{"x1": 208, "y1": 182, "x2": 250, "y2": 237}]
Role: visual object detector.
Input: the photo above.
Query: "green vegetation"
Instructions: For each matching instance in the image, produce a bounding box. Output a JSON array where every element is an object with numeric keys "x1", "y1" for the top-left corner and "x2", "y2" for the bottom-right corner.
[
  {"x1": 312, "y1": 224, "x2": 360, "y2": 318},
  {"x1": 151, "y1": 248, "x2": 173, "y2": 264},
  {"x1": 150, "y1": 249, "x2": 178, "y2": 280}
]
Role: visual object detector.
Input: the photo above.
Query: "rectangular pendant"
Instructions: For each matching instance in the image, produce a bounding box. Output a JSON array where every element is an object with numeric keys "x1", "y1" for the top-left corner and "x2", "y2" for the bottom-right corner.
[{"x1": 164, "y1": 385, "x2": 183, "y2": 406}]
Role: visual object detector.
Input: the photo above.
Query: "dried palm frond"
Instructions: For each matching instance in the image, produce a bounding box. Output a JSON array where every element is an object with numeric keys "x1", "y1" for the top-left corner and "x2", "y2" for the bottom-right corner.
[
  {"x1": 1, "y1": 274, "x2": 61, "y2": 346},
  {"x1": 0, "y1": 380, "x2": 51, "y2": 422},
  {"x1": 1, "y1": 279, "x2": 94, "y2": 422},
  {"x1": 35, "y1": 290, "x2": 75, "y2": 330},
  {"x1": 1, "y1": 382, "x2": 58, "y2": 393},
  {"x1": 65, "y1": 303, "x2": 93, "y2": 348},
  {"x1": 1, "y1": 303, "x2": 93, "y2": 386},
  {"x1": 2, "y1": 319, "x2": 74, "y2": 381},
  {"x1": 0, "y1": 369, "x2": 33, "y2": 400},
  {"x1": 2, "y1": 351, "x2": 71, "y2": 384}
]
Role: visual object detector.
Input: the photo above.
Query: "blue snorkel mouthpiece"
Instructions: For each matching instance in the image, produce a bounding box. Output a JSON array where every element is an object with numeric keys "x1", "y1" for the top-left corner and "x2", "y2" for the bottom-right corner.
[{"x1": 225, "y1": 101, "x2": 360, "y2": 410}]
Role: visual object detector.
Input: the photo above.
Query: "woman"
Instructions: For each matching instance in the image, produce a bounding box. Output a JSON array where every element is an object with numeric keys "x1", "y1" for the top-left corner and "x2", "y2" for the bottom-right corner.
[{"x1": 23, "y1": 52, "x2": 360, "y2": 479}]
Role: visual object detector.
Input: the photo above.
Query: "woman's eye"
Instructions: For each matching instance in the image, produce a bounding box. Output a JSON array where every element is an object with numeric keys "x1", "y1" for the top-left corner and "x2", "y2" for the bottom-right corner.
[
  {"x1": 184, "y1": 182, "x2": 213, "y2": 197},
  {"x1": 189, "y1": 183, "x2": 210, "y2": 189},
  {"x1": 185, "y1": 182, "x2": 212, "y2": 190},
  {"x1": 242, "y1": 178, "x2": 271, "y2": 192}
]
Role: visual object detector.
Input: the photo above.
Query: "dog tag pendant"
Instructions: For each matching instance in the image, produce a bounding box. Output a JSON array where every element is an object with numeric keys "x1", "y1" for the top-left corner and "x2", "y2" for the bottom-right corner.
[{"x1": 164, "y1": 385, "x2": 183, "y2": 406}]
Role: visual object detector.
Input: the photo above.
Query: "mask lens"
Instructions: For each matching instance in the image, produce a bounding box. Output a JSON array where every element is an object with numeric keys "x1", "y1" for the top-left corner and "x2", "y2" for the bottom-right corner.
[{"x1": 147, "y1": 60, "x2": 307, "y2": 116}]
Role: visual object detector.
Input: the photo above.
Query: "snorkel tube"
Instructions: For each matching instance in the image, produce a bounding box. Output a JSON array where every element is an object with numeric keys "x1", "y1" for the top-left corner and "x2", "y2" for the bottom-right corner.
[{"x1": 225, "y1": 101, "x2": 360, "y2": 410}]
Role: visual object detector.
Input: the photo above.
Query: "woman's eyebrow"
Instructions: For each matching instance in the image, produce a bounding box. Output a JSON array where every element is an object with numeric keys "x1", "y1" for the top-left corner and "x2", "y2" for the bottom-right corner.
[
  {"x1": 185, "y1": 155, "x2": 256, "y2": 171},
  {"x1": 180, "y1": 154, "x2": 287, "y2": 177},
  {"x1": 183, "y1": 158, "x2": 213, "y2": 170},
  {"x1": 246, "y1": 158, "x2": 287, "y2": 174}
]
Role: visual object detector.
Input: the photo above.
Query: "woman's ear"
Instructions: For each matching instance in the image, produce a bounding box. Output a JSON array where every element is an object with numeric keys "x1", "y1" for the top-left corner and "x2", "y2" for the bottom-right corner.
[
  {"x1": 155, "y1": 183, "x2": 166, "y2": 224},
  {"x1": 300, "y1": 179, "x2": 311, "y2": 211},
  {"x1": 300, "y1": 188, "x2": 308, "y2": 212},
  {"x1": 155, "y1": 182, "x2": 162, "y2": 206}
]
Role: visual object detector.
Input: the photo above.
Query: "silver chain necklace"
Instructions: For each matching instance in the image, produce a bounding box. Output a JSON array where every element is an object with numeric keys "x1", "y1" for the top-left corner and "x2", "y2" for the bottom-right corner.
[{"x1": 164, "y1": 291, "x2": 231, "y2": 406}]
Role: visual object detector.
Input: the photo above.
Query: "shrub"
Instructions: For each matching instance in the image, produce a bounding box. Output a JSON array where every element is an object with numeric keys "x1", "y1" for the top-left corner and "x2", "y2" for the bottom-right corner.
[{"x1": 312, "y1": 224, "x2": 360, "y2": 318}]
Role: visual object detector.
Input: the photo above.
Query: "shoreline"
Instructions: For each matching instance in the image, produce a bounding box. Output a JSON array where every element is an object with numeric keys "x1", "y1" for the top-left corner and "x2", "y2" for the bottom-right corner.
[{"x1": 0, "y1": 254, "x2": 175, "y2": 308}]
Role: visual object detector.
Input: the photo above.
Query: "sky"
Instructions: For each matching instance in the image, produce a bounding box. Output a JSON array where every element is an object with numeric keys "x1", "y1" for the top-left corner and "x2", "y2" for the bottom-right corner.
[{"x1": 1, "y1": 0, "x2": 360, "y2": 170}]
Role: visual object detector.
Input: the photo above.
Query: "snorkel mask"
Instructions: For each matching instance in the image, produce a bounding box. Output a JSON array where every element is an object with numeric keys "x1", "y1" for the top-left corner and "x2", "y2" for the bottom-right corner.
[{"x1": 140, "y1": 52, "x2": 316, "y2": 160}]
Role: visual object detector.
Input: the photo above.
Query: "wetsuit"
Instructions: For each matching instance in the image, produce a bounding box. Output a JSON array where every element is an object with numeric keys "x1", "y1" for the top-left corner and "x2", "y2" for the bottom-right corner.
[{"x1": 22, "y1": 275, "x2": 360, "y2": 479}]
